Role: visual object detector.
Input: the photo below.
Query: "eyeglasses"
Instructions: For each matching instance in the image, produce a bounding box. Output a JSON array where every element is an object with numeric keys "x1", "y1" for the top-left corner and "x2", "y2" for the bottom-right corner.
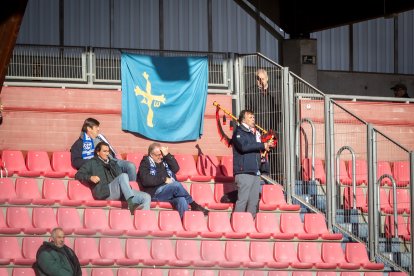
[{"x1": 151, "y1": 152, "x2": 162, "y2": 157}]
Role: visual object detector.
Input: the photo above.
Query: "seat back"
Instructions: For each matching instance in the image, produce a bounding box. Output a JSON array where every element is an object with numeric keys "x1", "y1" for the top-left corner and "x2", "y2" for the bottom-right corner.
[
  {"x1": 197, "y1": 154, "x2": 221, "y2": 177},
  {"x1": 0, "y1": 236, "x2": 23, "y2": 261},
  {"x1": 343, "y1": 186, "x2": 366, "y2": 210},
  {"x1": 42, "y1": 179, "x2": 69, "y2": 202},
  {"x1": 182, "y1": 211, "x2": 209, "y2": 233},
  {"x1": 297, "y1": 242, "x2": 323, "y2": 263},
  {"x1": 392, "y1": 161, "x2": 410, "y2": 183},
  {"x1": 208, "y1": 211, "x2": 232, "y2": 233},
  {"x1": 190, "y1": 183, "x2": 214, "y2": 206},
  {"x1": 67, "y1": 180, "x2": 94, "y2": 201},
  {"x1": 249, "y1": 241, "x2": 274, "y2": 262},
  {"x1": 231, "y1": 212, "x2": 256, "y2": 234},
  {"x1": 134, "y1": 210, "x2": 160, "y2": 232},
  {"x1": 279, "y1": 213, "x2": 305, "y2": 235},
  {"x1": 51, "y1": 151, "x2": 77, "y2": 176},
  {"x1": 108, "y1": 209, "x2": 135, "y2": 232},
  {"x1": 261, "y1": 185, "x2": 287, "y2": 205},
  {"x1": 219, "y1": 155, "x2": 233, "y2": 177},
  {"x1": 377, "y1": 161, "x2": 393, "y2": 185},
  {"x1": 347, "y1": 159, "x2": 368, "y2": 184},
  {"x1": 302, "y1": 158, "x2": 326, "y2": 183},
  {"x1": 56, "y1": 208, "x2": 84, "y2": 234},
  {"x1": 273, "y1": 241, "x2": 299, "y2": 263},
  {"x1": 21, "y1": 237, "x2": 44, "y2": 259},
  {"x1": 200, "y1": 240, "x2": 225, "y2": 262},
  {"x1": 2, "y1": 150, "x2": 28, "y2": 173},
  {"x1": 15, "y1": 178, "x2": 41, "y2": 202},
  {"x1": 158, "y1": 210, "x2": 184, "y2": 232},
  {"x1": 174, "y1": 154, "x2": 199, "y2": 176},
  {"x1": 150, "y1": 239, "x2": 176, "y2": 261},
  {"x1": 74, "y1": 238, "x2": 101, "y2": 263},
  {"x1": 32, "y1": 207, "x2": 57, "y2": 231},
  {"x1": 0, "y1": 178, "x2": 16, "y2": 203},
  {"x1": 6, "y1": 207, "x2": 32, "y2": 230},
  {"x1": 91, "y1": 268, "x2": 114, "y2": 276},
  {"x1": 26, "y1": 151, "x2": 53, "y2": 172},
  {"x1": 126, "y1": 153, "x2": 145, "y2": 172},
  {"x1": 176, "y1": 239, "x2": 201, "y2": 262},
  {"x1": 125, "y1": 239, "x2": 151, "y2": 261},
  {"x1": 255, "y1": 212, "x2": 279, "y2": 234},
  {"x1": 84, "y1": 208, "x2": 109, "y2": 232},
  {"x1": 321, "y1": 242, "x2": 347, "y2": 263},
  {"x1": 12, "y1": 268, "x2": 36, "y2": 276},
  {"x1": 303, "y1": 213, "x2": 329, "y2": 235},
  {"x1": 117, "y1": 268, "x2": 140, "y2": 276},
  {"x1": 99, "y1": 238, "x2": 125, "y2": 259}
]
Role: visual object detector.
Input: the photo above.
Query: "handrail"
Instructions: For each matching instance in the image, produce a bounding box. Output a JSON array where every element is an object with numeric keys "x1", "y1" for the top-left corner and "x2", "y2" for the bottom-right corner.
[
  {"x1": 296, "y1": 118, "x2": 316, "y2": 181},
  {"x1": 336, "y1": 146, "x2": 356, "y2": 208},
  {"x1": 377, "y1": 174, "x2": 398, "y2": 238}
]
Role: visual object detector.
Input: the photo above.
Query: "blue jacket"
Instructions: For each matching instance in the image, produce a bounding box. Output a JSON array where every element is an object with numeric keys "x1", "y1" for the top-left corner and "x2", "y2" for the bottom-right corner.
[{"x1": 232, "y1": 124, "x2": 265, "y2": 175}]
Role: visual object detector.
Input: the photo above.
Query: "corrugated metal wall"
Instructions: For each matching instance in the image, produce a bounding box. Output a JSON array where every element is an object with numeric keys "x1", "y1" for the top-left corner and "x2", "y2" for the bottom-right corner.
[{"x1": 15, "y1": 0, "x2": 414, "y2": 74}]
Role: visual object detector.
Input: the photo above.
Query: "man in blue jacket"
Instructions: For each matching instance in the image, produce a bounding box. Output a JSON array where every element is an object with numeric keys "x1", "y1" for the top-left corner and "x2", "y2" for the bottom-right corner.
[{"x1": 232, "y1": 109, "x2": 272, "y2": 217}]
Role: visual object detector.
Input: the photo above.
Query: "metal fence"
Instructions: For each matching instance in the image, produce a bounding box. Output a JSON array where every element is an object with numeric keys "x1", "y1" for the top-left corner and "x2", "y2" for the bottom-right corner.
[{"x1": 6, "y1": 44, "x2": 231, "y2": 90}]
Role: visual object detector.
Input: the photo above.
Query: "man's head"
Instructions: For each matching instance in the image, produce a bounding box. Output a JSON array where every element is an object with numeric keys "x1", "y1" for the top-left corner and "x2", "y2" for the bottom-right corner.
[
  {"x1": 148, "y1": 142, "x2": 163, "y2": 163},
  {"x1": 81, "y1": 118, "x2": 100, "y2": 138},
  {"x1": 95, "y1": 141, "x2": 110, "y2": 160},
  {"x1": 391, "y1": 83, "x2": 408, "y2": 98},
  {"x1": 238, "y1": 109, "x2": 255, "y2": 129},
  {"x1": 256, "y1": 69, "x2": 269, "y2": 92},
  {"x1": 50, "y1": 227, "x2": 65, "y2": 248}
]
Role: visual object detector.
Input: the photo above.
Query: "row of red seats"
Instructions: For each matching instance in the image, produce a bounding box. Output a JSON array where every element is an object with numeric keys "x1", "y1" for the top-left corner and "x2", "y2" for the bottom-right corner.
[
  {"x1": 302, "y1": 158, "x2": 411, "y2": 186},
  {"x1": 343, "y1": 186, "x2": 411, "y2": 214},
  {"x1": 0, "y1": 178, "x2": 297, "y2": 211},
  {"x1": 0, "y1": 150, "x2": 234, "y2": 182},
  {"x1": 0, "y1": 207, "x2": 341, "y2": 240},
  {"x1": 0, "y1": 235, "x2": 382, "y2": 270},
  {"x1": 0, "y1": 267, "x2": 399, "y2": 276}
]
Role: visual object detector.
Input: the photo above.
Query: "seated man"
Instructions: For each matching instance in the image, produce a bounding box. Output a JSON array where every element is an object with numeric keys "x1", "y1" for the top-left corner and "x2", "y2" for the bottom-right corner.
[
  {"x1": 70, "y1": 117, "x2": 137, "y2": 181},
  {"x1": 75, "y1": 141, "x2": 151, "y2": 214},
  {"x1": 34, "y1": 227, "x2": 82, "y2": 276},
  {"x1": 138, "y1": 142, "x2": 208, "y2": 218}
]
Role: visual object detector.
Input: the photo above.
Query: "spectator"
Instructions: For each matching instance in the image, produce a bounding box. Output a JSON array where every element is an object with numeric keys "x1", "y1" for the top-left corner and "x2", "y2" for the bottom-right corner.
[
  {"x1": 70, "y1": 117, "x2": 137, "y2": 181},
  {"x1": 391, "y1": 83, "x2": 410, "y2": 98},
  {"x1": 75, "y1": 141, "x2": 151, "y2": 213},
  {"x1": 138, "y1": 142, "x2": 208, "y2": 218},
  {"x1": 34, "y1": 227, "x2": 81, "y2": 276},
  {"x1": 232, "y1": 109, "x2": 273, "y2": 218}
]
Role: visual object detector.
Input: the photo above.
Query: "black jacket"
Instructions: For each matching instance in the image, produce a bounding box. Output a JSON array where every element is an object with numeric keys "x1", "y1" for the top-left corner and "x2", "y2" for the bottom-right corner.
[
  {"x1": 34, "y1": 242, "x2": 81, "y2": 276},
  {"x1": 137, "y1": 153, "x2": 179, "y2": 197},
  {"x1": 232, "y1": 124, "x2": 265, "y2": 175},
  {"x1": 75, "y1": 156, "x2": 122, "y2": 199}
]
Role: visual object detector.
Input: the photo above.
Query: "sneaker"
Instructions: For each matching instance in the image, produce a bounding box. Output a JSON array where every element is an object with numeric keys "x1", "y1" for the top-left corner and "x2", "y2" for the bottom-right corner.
[{"x1": 191, "y1": 202, "x2": 209, "y2": 216}]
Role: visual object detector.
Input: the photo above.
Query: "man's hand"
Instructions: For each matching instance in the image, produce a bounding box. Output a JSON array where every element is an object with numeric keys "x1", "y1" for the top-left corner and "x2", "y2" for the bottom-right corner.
[
  {"x1": 165, "y1": 177, "x2": 173, "y2": 184},
  {"x1": 90, "y1": 176, "x2": 100, "y2": 184},
  {"x1": 264, "y1": 142, "x2": 270, "y2": 151},
  {"x1": 160, "y1": 146, "x2": 169, "y2": 156}
]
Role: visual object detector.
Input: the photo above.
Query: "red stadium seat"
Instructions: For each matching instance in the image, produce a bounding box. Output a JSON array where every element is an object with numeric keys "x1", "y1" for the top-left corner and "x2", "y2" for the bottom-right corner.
[
  {"x1": 267, "y1": 272, "x2": 289, "y2": 276},
  {"x1": 182, "y1": 211, "x2": 221, "y2": 238},
  {"x1": 197, "y1": 154, "x2": 233, "y2": 182},
  {"x1": 51, "y1": 151, "x2": 77, "y2": 178},
  {"x1": 389, "y1": 188, "x2": 410, "y2": 214},
  {"x1": 175, "y1": 154, "x2": 211, "y2": 182},
  {"x1": 303, "y1": 213, "x2": 343, "y2": 240},
  {"x1": 302, "y1": 158, "x2": 326, "y2": 184},
  {"x1": 168, "y1": 269, "x2": 191, "y2": 276},
  {"x1": 213, "y1": 183, "x2": 234, "y2": 209},
  {"x1": 32, "y1": 207, "x2": 58, "y2": 233},
  {"x1": 56, "y1": 207, "x2": 95, "y2": 235},
  {"x1": 292, "y1": 272, "x2": 313, "y2": 276},
  {"x1": 345, "y1": 242, "x2": 384, "y2": 270},
  {"x1": 141, "y1": 269, "x2": 163, "y2": 276},
  {"x1": 273, "y1": 242, "x2": 311, "y2": 269},
  {"x1": 7, "y1": 207, "x2": 46, "y2": 235},
  {"x1": 316, "y1": 272, "x2": 337, "y2": 276},
  {"x1": 117, "y1": 268, "x2": 140, "y2": 276},
  {"x1": 218, "y1": 271, "x2": 240, "y2": 276},
  {"x1": 126, "y1": 152, "x2": 145, "y2": 172},
  {"x1": 279, "y1": 213, "x2": 319, "y2": 240},
  {"x1": 12, "y1": 268, "x2": 36, "y2": 276},
  {"x1": 190, "y1": 183, "x2": 229, "y2": 209},
  {"x1": 200, "y1": 240, "x2": 239, "y2": 268},
  {"x1": 0, "y1": 236, "x2": 23, "y2": 265},
  {"x1": 260, "y1": 185, "x2": 300, "y2": 211},
  {"x1": 392, "y1": 161, "x2": 410, "y2": 187},
  {"x1": 26, "y1": 151, "x2": 66, "y2": 178},
  {"x1": 347, "y1": 159, "x2": 368, "y2": 185},
  {"x1": 99, "y1": 238, "x2": 137, "y2": 266},
  {"x1": 18, "y1": 237, "x2": 44, "y2": 265},
  {"x1": 158, "y1": 210, "x2": 197, "y2": 237},
  {"x1": 250, "y1": 241, "x2": 288, "y2": 269},
  {"x1": 377, "y1": 161, "x2": 393, "y2": 186},
  {"x1": 150, "y1": 239, "x2": 190, "y2": 266},
  {"x1": 125, "y1": 239, "x2": 161, "y2": 266},
  {"x1": 91, "y1": 268, "x2": 114, "y2": 276},
  {"x1": 176, "y1": 239, "x2": 214, "y2": 267},
  {"x1": 231, "y1": 212, "x2": 270, "y2": 239},
  {"x1": 74, "y1": 238, "x2": 113, "y2": 265},
  {"x1": 0, "y1": 209, "x2": 20, "y2": 234},
  {"x1": 343, "y1": 186, "x2": 367, "y2": 212},
  {"x1": 321, "y1": 242, "x2": 360, "y2": 270},
  {"x1": 42, "y1": 178, "x2": 82, "y2": 206},
  {"x1": 193, "y1": 271, "x2": 215, "y2": 276},
  {"x1": 83, "y1": 208, "x2": 123, "y2": 236},
  {"x1": 2, "y1": 150, "x2": 40, "y2": 177},
  {"x1": 67, "y1": 180, "x2": 107, "y2": 207},
  {"x1": 297, "y1": 242, "x2": 336, "y2": 269},
  {"x1": 219, "y1": 155, "x2": 234, "y2": 179},
  {"x1": 384, "y1": 215, "x2": 410, "y2": 240},
  {"x1": 133, "y1": 210, "x2": 170, "y2": 237},
  {"x1": 108, "y1": 209, "x2": 144, "y2": 236},
  {"x1": 0, "y1": 268, "x2": 7, "y2": 276},
  {"x1": 14, "y1": 178, "x2": 54, "y2": 205},
  {"x1": 208, "y1": 211, "x2": 246, "y2": 238},
  {"x1": 255, "y1": 212, "x2": 294, "y2": 240},
  {"x1": 0, "y1": 178, "x2": 16, "y2": 204},
  {"x1": 337, "y1": 159, "x2": 352, "y2": 185},
  {"x1": 225, "y1": 240, "x2": 264, "y2": 268}
]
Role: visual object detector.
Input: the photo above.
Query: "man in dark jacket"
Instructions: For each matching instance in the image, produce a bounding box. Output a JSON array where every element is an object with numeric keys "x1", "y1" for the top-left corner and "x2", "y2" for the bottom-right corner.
[
  {"x1": 138, "y1": 142, "x2": 208, "y2": 218},
  {"x1": 34, "y1": 227, "x2": 81, "y2": 276},
  {"x1": 70, "y1": 117, "x2": 137, "y2": 181},
  {"x1": 232, "y1": 109, "x2": 272, "y2": 217},
  {"x1": 75, "y1": 141, "x2": 151, "y2": 214}
]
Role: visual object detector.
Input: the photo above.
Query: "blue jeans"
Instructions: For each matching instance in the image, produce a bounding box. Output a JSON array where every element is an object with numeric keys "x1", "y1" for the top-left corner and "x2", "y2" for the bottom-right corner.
[
  {"x1": 116, "y1": 159, "x2": 137, "y2": 181},
  {"x1": 153, "y1": 181, "x2": 193, "y2": 218},
  {"x1": 107, "y1": 173, "x2": 151, "y2": 210}
]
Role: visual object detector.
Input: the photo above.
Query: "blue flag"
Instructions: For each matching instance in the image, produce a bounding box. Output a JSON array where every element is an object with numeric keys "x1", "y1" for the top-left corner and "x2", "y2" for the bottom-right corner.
[{"x1": 121, "y1": 53, "x2": 208, "y2": 142}]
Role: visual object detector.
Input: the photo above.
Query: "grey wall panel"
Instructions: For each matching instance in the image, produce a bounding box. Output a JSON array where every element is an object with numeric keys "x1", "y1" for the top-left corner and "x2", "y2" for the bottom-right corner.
[
  {"x1": 312, "y1": 26, "x2": 349, "y2": 71},
  {"x1": 260, "y1": 24, "x2": 279, "y2": 62},
  {"x1": 17, "y1": 0, "x2": 59, "y2": 45},
  {"x1": 211, "y1": 0, "x2": 256, "y2": 53},
  {"x1": 112, "y1": 0, "x2": 159, "y2": 49},
  {"x1": 64, "y1": 0, "x2": 111, "y2": 47},
  {"x1": 163, "y1": 0, "x2": 208, "y2": 51},
  {"x1": 398, "y1": 10, "x2": 414, "y2": 74}
]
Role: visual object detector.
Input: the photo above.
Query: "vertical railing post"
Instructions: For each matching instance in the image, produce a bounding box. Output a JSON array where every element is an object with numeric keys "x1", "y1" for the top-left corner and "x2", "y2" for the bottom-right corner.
[
  {"x1": 284, "y1": 68, "x2": 294, "y2": 202},
  {"x1": 367, "y1": 124, "x2": 377, "y2": 260},
  {"x1": 410, "y1": 151, "x2": 414, "y2": 272},
  {"x1": 324, "y1": 96, "x2": 334, "y2": 229}
]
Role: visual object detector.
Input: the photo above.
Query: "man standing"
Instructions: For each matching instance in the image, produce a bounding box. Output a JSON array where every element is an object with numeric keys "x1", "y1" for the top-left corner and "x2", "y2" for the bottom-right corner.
[
  {"x1": 75, "y1": 142, "x2": 151, "y2": 213},
  {"x1": 35, "y1": 227, "x2": 81, "y2": 276},
  {"x1": 70, "y1": 117, "x2": 137, "y2": 181},
  {"x1": 232, "y1": 110, "x2": 272, "y2": 217},
  {"x1": 138, "y1": 142, "x2": 208, "y2": 218}
]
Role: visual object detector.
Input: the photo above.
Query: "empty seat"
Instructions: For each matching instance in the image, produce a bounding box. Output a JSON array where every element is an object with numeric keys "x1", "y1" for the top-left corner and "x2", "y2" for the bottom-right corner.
[
  {"x1": 384, "y1": 215, "x2": 410, "y2": 240},
  {"x1": 343, "y1": 186, "x2": 367, "y2": 212},
  {"x1": 18, "y1": 237, "x2": 44, "y2": 265},
  {"x1": 99, "y1": 238, "x2": 137, "y2": 266},
  {"x1": 158, "y1": 210, "x2": 197, "y2": 237},
  {"x1": 260, "y1": 185, "x2": 300, "y2": 211},
  {"x1": 219, "y1": 155, "x2": 234, "y2": 179},
  {"x1": 56, "y1": 208, "x2": 95, "y2": 235},
  {"x1": 141, "y1": 269, "x2": 163, "y2": 276},
  {"x1": 297, "y1": 242, "x2": 336, "y2": 269},
  {"x1": 250, "y1": 241, "x2": 288, "y2": 269},
  {"x1": 190, "y1": 183, "x2": 229, "y2": 209},
  {"x1": 279, "y1": 213, "x2": 319, "y2": 240},
  {"x1": 0, "y1": 178, "x2": 16, "y2": 204},
  {"x1": 225, "y1": 240, "x2": 264, "y2": 268},
  {"x1": 389, "y1": 188, "x2": 410, "y2": 214},
  {"x1": 345, "y1": 242, "x2": 384, "y2": 270},
  {"x1": 42, "y1": 178, "x2": 82, "y2": 206},
  {"x1": 168, "y1": 269, "x2": 191, "y2": 276},
  {"x1": 321, "y1": 242, "x2": 360, "y2": 270},
  {"x1": 197, "y1": 154, "x2": 233, "y2": 182},
  {"x1": 74, "y1": 238, "x2": 113, "y2": 265},
  {"x1": 0, "y1": 268, "x2": 8, "y2": 276},
  {"x1": 150, "y1": 239, "x2": 190, "y2": 266},
  {"x1": 126, "y1": 152, "x2": 145, "y2": 172},
  {"x1": 182, "y1": 211, "x2": 221, "y2": 238},
  {"x1": 218, "y1": 271, "x2": 240, "y2": 276},
  {"x1": 175, "y1": 154, "x2": 211, "y2": 182},
  {"x1": 91, "y1": 268, "x2": 115, "y2": 276},
  {"x1": 32, "y1": 207, "x2": 58, "y2": 232},
  {"x1": 117, "y1": 268, "x2": 140, "y2": 276},
  {"x1": 7, "y1": 207, "x2": 47, "y2": 234},
  {"x1": 193, "y1": 270, "x2": 215, "y2": 276},
  {"x1": 316, "y1": 272, "x2": 337, "y2": 276},
  {"x1": 200, "y1": 240, "x2": 239, "y2": 268},
  {"x1": 213, "y1": 183, "x2": 234, "y2": 209},
  {"x1": 273, "y1": 242, "x2": 311, "y2": 269},
  {"x1": 302, "y1": 158, "x2": 326, "y2": 184},
  {"x1": 377, "y1": 161, "x2": 393, "y2": 186},
  {"x1": 0, "y1": 236, "x2": 23, "y2": 265},
  {"x1": 108, "y1": 209, "x2": 146, "y2": 236},
  {"x1": 347, "y1": 159, "x2": 368, "y2": 185},
  {"x1": 51, "y1": 151, "x2": 77, "y2": 178},
  {"x1": 255, "y1": 212, "x2": 294, "y2": 240},
  {"x1": 0, "y1": 209, "x2": 20, "y2": 234},
  {"x1": 12, "y1": 268, "x2": 36, "y2": 276},
  {"x1": 208, "y1": 212, "x2": 246, "y2": 238},
  {"x1": 267, "y1": 272, "x2": 289, "y2": 276},
  {"x1": 133, "y1": 210, "x2": 170, "y2": 237},
  {"x1": 291, "y1": 272, "x2": 313, "y2": 276},
  {"x1": 337, "y1": 159, "x2": 352, "y2": 185},
  {"x1": 231, "y1": 212, "x2": 270, "y2": 239},
  {"x1": 125, "y1": 239, "x2": 161, "y2": 266},
  {"x1": 392, "y1": 161, "x2": 410, "y2": 187},
  {"x1": 243, "y1": 271, "x2": 266, "y2": 276},
  {"x1": 84, "y1": 208, "x2": 123, "y2": 236},
  {"x1": 14, "y1": 178, "x2": 55, "y2": 205},
  {"x1": 2, "y1": 150, "x2": 41, "y2": 177},
  {"x1": 67, "y1": 180, "x2": 107, "y2": 207},
  {"x1": 176, "y1": 239, "x2": 214, "y2": 267},
  {"x1": 26, "y1": 151, "x2": 66, "y2": 178},
  {"x1": 303, "y1": 213, "x2": 342, "y2": 240}
]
